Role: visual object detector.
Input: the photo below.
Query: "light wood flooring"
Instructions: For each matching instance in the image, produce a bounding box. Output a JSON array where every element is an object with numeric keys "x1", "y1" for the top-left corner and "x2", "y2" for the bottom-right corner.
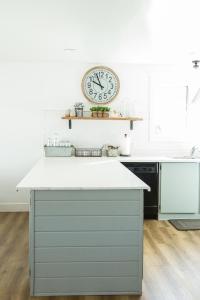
[{"x1": 0, "y1": 213, "x2": 200, "y2": 300}]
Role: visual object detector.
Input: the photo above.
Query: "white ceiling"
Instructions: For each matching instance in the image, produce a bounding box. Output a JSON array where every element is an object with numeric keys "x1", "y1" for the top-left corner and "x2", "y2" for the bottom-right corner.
[{"x1": 0, "y1": 0, "x2": 200, "y2": 63}]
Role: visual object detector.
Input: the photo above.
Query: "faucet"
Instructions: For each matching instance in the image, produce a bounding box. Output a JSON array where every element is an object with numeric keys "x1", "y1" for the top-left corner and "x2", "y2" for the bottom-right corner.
[{"x1": 190, "y1": 145, "x2": 200, "y2": 158}]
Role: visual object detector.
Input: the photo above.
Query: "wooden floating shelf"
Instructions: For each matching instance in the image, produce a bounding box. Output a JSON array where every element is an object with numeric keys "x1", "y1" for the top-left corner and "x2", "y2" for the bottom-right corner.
[
  {"x1": 61, "y1": 116, "x2": 143, "y2": 121},
  {"x1": 62, "y1": 116, "x2": 143, "y2": 130}
]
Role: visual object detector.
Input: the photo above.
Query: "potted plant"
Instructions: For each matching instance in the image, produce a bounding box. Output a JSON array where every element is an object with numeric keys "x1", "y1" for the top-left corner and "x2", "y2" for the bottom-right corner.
[
  {"x1": 101, "y1": 107, "x2": 105, "y2": 117},
  {"x1": 97, "y1": 106, "x2": 103, "y2": 118},
  {"x1": 103, "y1": 107, "x2": 110, "y2": 118},
  {"x1": 90, "y1": 107, "x2": 98, "y2": 117},
  {"x1": 98, "y1": 106, "x2": 104, "y2": 118}
]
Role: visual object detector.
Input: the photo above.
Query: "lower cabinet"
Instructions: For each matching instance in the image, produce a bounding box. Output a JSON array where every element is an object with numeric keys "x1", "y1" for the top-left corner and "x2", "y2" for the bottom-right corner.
[
  {"x1": 160, "y1": 163, "x2": 199, "y2": 213},
  {"x1": 30, "y1": 189, "x2": 144, "y2": 296}
]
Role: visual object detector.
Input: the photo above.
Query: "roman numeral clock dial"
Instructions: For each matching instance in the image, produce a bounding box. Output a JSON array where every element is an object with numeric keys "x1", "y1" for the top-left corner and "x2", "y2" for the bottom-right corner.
[{"x1": 81, "y1": 66, "x2": 120, "y2": 104}]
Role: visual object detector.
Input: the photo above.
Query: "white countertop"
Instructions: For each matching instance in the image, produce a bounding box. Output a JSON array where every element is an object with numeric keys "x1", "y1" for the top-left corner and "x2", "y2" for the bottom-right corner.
[
  {"x1": 17, "y1": 155, "x2": 200, "y2": 191},
  {"x1": 118, "y1": 155, "x2": 200, "y2": 163},
  {"x1": 17, "y1": 157, "x2": 150, "y2": 191}
]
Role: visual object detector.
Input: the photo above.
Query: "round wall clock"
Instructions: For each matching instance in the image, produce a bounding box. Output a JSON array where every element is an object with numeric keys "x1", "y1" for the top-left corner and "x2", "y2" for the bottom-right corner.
[{"x1": 81, "y1": 66, "x2": 120, "y2": 104}]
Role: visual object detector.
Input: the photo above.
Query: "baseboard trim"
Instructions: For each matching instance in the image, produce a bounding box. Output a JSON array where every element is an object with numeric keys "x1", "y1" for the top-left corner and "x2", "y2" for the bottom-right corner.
[
  {"x1": 0, "y1": 203, "x2": 29, "y2": 212},
  {"x1": 159, "y1": 213, "x2": 200, "y2": 220}
]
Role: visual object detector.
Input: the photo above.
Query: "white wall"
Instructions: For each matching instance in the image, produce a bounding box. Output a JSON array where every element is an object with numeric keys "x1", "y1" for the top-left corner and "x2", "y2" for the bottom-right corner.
[
  {"x1": 0, "y1": 0, "x2": 200, "y2": 210},
  {"x1": 0, "y1": 61, "x2": 195, "y2": 209},
  {"x1": 1, "y1": 0, "x2": 200, "y2": 64},
  {"x1": 0, "y1": 108, "x2": 43, "y2": 210}
]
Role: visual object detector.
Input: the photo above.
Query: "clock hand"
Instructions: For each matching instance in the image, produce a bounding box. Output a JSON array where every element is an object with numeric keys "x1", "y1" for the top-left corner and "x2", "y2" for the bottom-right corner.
[
  {"x1": 92, "y1": 80, "x2": 104, "y2": 89},
  {"x1": 95, "y1": 73, "x2": 104, "y2": 90}
]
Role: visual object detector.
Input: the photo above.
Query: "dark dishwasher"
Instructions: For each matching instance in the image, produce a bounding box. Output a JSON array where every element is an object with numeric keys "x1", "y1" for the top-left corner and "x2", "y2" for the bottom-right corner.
[{"x1": 121, "y1": 162, "x2": 159, "y2": 219}]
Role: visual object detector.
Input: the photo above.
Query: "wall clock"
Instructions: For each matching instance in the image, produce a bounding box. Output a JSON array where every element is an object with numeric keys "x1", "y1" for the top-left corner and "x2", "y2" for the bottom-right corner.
[{"x1": 81, "y1": 66, "x2": 120, "y2": 104}]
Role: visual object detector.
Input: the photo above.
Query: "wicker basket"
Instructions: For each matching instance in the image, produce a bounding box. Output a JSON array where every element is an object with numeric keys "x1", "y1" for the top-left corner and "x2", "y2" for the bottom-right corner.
[
  {"x1": 75, "y1": 148, "x2": 102, "y2": 157},
  {"x1": 107, "y1": 148, "x2": 119, "y2": 157}
]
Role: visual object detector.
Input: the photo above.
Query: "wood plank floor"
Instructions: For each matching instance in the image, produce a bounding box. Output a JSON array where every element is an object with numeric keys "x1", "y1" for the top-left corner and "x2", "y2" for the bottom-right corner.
[{"x1": 0, "y1": 213, "x2": 200, "y2": 300}]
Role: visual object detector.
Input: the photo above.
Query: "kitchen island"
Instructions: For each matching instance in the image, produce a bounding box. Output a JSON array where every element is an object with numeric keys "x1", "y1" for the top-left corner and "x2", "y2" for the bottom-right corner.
[{"x1": 17, "y1": 157, "x2": 149, "y2": 296}]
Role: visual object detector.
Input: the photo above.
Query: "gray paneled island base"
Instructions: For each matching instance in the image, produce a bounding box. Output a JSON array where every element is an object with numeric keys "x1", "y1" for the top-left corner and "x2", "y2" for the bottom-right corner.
[{"x1": 17, "y1": 158, "x2": 149, "y2": 296}]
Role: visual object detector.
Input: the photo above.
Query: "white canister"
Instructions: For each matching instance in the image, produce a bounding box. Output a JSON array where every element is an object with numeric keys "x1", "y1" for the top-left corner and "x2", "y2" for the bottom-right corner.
[{"x1": 120, "y1": 134, "x2": 131, "y2": 156}]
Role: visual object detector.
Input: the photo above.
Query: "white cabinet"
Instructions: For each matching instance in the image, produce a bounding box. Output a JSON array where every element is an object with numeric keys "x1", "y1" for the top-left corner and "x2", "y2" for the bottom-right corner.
[{"x1": 160, "y1": 163, "x2": 199, "y2": 213}]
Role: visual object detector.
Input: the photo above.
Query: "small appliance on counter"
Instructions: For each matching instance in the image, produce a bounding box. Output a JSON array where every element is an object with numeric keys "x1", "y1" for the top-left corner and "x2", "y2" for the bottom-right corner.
[{"x1": 120, "y1": 133, "x2": 131, "y2": 156}]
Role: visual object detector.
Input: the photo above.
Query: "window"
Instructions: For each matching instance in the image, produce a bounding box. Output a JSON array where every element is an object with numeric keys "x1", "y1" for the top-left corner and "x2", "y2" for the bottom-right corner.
[{"x1": 150, "y1": 76, "x2": 187, "y2": 142}]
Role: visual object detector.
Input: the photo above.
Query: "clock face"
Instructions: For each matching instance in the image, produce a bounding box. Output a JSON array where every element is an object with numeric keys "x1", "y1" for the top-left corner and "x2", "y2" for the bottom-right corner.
[{"x1": 82, "y1": 66, "x2": 120, "y2": 104}]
